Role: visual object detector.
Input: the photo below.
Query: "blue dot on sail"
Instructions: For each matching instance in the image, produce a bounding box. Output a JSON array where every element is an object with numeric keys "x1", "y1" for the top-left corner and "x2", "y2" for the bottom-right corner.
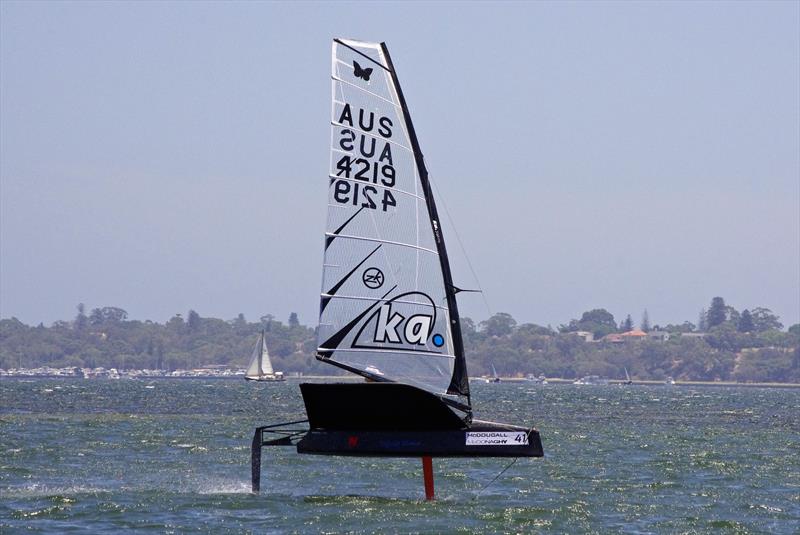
[{"x1": 432, "y1": 334, "x2": 444, "y2": 347}]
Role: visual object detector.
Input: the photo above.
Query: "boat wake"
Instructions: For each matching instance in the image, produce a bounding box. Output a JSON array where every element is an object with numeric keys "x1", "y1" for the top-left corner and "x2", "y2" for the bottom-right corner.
[
  {"x1": 1, "y1": 483, "x2": 109, "y2": 498},
  {"x1": 194, "y1": 479, "x2": 253, "y2": 495}
]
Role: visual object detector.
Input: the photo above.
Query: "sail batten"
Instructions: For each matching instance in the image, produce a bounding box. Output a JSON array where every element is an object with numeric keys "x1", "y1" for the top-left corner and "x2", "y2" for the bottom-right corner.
[
  {"x1": 331, "y1": 80, "x2": 402, "y2": 108},
  {"x1": 324, "y1": 233, "x2": 439, "y2": 254},
  {"x1": 329, "y1": 131, "x2": 412, "y2": 152},
  {"x1": 320, "y1": 347, "x2": 456, "y2": 358},
  {"x1": 321, "y1": 293, "x2": 450, "y2": 311},
  {"x1": 319, "y1": 39, "x2": 470, "y2": 409}
]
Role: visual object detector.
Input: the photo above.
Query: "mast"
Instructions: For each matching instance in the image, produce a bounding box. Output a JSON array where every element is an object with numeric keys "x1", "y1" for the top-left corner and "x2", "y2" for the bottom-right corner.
[{"x1": 379, "y1": 43, "x2": 470, "y2": 403}]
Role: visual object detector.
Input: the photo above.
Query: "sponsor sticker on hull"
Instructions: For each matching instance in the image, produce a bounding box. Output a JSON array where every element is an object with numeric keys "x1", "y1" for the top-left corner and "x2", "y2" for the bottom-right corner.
[{"x1": 466, "y1": 431, "x2": 529, "y2": 446}]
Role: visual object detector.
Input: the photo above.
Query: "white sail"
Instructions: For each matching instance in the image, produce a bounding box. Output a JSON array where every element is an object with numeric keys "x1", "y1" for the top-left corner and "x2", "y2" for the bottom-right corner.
[
  {"x1": 245, "y1": 334, "x2": 262, "y2": 378},
  {"x1": 259, "y1": 336, "x2": 274, "y2": 375},
  {"x1": 317, "y1": 39, "x2": 468, "y2": 401},
  {"x1": 245, "y1": 332, "x2": 275, "y2": 378}
]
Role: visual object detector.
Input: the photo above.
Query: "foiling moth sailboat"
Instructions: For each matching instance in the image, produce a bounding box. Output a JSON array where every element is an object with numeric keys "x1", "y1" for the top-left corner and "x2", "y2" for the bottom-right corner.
[
  {"x1": 244, "y1": 330, "x2": 284, "y2": 381},
  {"x1": 250, "y1": 39, "x2": 543, "y2": 499}
]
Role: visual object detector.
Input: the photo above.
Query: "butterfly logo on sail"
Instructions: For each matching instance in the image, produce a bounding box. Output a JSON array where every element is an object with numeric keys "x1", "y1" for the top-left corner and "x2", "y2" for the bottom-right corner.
[{"x1": 353, "y1": 61, "x2": 373, "y2": 81}]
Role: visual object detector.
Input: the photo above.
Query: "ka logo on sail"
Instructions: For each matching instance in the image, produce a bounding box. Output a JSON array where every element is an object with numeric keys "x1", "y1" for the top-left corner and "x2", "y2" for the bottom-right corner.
[{"x1": 373, "y1": 304, "x2": 444, "y2": 347}]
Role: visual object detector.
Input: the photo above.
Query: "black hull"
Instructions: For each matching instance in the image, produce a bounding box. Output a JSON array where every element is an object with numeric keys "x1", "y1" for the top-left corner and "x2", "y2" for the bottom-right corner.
[
  {"x1": 297, "y1": 423, "x2": 543, "y2": 458},
  {"x1": 294, "y1": 383, "x2": 543, "y2": 457},
  {"x1": 251, "y1": 382, "x2": 544, "y2": 493}
]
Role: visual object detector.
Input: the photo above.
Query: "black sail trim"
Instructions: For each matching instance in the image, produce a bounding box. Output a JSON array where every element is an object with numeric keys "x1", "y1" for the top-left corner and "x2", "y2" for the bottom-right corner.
[
  {"x1": 319, "y1": 284, "x2": 398, "y2": 353},
  {"x1": 380, "y1": 43, "x2": 471, "y2": 407},
  {"x1": 326, "y1": 206, "x2": 365, "y2": 250}
]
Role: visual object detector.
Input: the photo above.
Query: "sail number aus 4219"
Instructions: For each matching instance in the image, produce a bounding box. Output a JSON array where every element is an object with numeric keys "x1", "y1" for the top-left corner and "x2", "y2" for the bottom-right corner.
[
  {"x1": 335, "y1": 155, "x2": 395, "y2": 187},
  {"x1": 334, "y1": 154, "x2": 396, "y2": 212},
  {"x1": 333, "y1": 180, "x2": 396, "y2": 212}
]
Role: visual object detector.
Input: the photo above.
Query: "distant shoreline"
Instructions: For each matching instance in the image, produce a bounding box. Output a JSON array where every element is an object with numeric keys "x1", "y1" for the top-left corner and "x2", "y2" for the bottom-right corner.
[
  {"x1": 2, "y1": 373, "x2": 798, "y2": 388},
  {"x1": 4, "y1": 310, "x2": 797, "y2": 384},
  {"x1": 497, "y1": 377, "x2": 800, "y2": 388}
]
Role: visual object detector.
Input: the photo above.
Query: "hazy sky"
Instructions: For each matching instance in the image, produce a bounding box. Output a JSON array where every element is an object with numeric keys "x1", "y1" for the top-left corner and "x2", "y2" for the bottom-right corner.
[{"x1": 1, "y1": 1, "x2": 798, "y2": 330}]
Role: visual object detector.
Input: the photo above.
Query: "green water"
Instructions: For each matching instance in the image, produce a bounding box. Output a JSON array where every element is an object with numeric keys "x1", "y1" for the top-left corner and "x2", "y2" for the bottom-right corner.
[{"x1": 1, "y1": 379, "x2": 798, "y2": 533}]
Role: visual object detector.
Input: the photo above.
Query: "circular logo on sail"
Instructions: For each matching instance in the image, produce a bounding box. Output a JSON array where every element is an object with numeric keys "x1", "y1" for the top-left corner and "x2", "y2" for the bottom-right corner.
[{"x1": 362, "y1": 267, "x2": 384, "y2": 289}]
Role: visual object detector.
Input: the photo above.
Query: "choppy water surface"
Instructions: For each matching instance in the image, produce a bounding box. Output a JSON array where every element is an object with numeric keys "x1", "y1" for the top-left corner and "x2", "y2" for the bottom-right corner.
[{"x1": 1, "y1": 379, "x2": 798, "y2": 533}]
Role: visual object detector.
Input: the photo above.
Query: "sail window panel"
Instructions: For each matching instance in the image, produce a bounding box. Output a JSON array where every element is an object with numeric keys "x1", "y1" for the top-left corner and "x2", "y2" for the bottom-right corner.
[
  {"x1": 333, "y1": 43, "x2": 393, "y2": 104},
  {"x1": 321, "y1": 240, "x2": 447, "y2": 305},
  {"x1": 331, "y1": 79, "x2": 398, "y2": 128},
  {"x1": 328, "y1": 125, "x2": 417, "y2": 199},
  {"x1": 331, "y1": 93, "x2": 406, "y2": 145},
  {"x1": 328, "y1": 349, "x2": 455, "y2": 395},
  {"x1": 329, "y1": 123, "x2": 411, "y2": 160},
  {"x1": 324, "y1": 194, "x2": 437, "y2": 253},
  {"x1": 333, "y1": 42, "x2": 388, "y2": 75},
  {"x1": 324, "y1": 173, "x2": 420, "y2": 209},
  {"x1": 335, "y1": 39, "x2": 386, "y2": 68},
  {"x1": 317, "y1": 303, "x2": 456, "y2": 363},
  {"x1": 329, "y1": 88, "x2": 412, "y2": 198},
  {"x1": 329, "y1": 120, "x2": 412, "y2": 170},
  {"x1": 318, "y1": 297, "x2": 453, "y2": 356}
]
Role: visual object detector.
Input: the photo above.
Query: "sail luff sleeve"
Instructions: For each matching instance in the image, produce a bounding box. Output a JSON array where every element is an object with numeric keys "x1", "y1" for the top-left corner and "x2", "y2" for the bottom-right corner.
[{"x1": 378, "y1": 43, "x2": 470, "y2": 401}]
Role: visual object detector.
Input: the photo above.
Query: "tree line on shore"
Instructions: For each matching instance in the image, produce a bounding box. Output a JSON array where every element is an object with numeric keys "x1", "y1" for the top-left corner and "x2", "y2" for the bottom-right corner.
[{"x1": 1, "y1": 297, "x2": 798, "y2": 383}]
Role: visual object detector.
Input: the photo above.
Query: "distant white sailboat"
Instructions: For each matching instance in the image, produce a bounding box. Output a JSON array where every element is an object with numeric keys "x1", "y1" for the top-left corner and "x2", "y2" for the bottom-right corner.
[
  {"x1": 245, "y1": 331, "x2": 284, "y2": 382},
  {"x1": 485, "y1": 364, "x2": 501, "y2": 383}
]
